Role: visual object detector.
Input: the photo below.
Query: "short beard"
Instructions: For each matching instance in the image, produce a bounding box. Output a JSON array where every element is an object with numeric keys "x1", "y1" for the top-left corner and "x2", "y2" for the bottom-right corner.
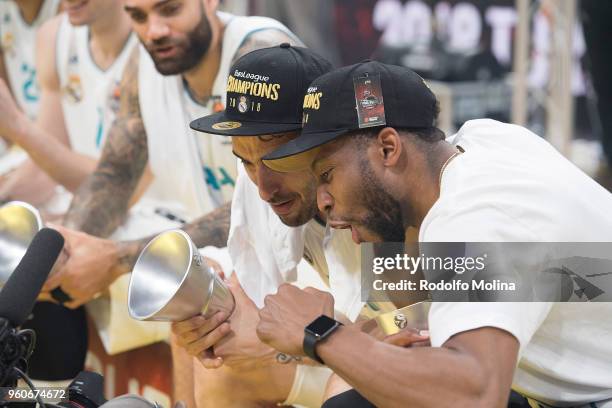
[
  {"x1": 148, "y1": 6, "x2": 213, "y2": 75},
  {"x1": 277, "y1": 186, "x2": 318, "y2": 228},
  {"x1": 358, "y1": 156, "x2": 406, "y2": 242}
]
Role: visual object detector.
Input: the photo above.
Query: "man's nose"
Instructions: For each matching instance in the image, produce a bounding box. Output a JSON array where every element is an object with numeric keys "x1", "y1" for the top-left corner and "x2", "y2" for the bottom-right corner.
[
  {"x1": 317, "y1": 184, "x2": 333, "y2": 214},
  {"x1": 257, "y1": 163, "x2": 281, "y2": 202},
  {"x1": 146, "y1": 16, "x2": 171, "y2": 43}
]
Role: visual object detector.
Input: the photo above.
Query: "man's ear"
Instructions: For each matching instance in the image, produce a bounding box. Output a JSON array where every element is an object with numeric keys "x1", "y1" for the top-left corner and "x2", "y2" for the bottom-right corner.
[{"x1": 376, "y1": 127, "x2": 402, "y2": 167}]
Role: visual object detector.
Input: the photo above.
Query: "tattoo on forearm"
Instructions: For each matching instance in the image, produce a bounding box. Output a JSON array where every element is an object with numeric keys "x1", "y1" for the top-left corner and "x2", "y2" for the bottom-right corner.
[
  {"x1": 115, "y1": 238, "x2": 149, "y2": 275},
  {"x1": 115, "y1": 202, "x2": 232, "y2": 274},
  {"x1": 232, "y1": 28, "x2": 303, "y2": 64},
  {"x1": 182, "y1": 202, "x2": 231, "y2": 249},
  {"x1": 63, "y1": 49, "x2": 147, "y2": 237}
]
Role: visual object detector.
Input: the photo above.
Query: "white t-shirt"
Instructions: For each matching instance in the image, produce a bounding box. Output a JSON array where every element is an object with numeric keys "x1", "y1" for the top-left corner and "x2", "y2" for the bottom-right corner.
[
  {"x1": 422, "y1": 119, "x2": 612, "y2": 406},
  {"x1": 228, "y1": 165, "x2": 365, "y2": 407},
  {"x1": 228, "y1": 165, "x2": 364, "y2": 320}
]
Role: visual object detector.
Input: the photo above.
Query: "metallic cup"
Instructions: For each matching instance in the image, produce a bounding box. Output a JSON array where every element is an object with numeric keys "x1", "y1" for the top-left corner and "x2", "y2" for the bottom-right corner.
[
  {"x1": 128, "y1": 229, "x2": 235, "y2": 322},
  {"x1": 374, "y1": 300, "x2": 431, "y2": 335},
  {"x1": 0, "y1": 201, "x2": 43, "y2": 287}
]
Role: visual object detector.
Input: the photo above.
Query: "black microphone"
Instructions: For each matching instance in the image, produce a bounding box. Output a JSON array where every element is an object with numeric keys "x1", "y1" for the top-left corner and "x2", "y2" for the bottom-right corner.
[
  {"x1": 0, "y1": 228, "x2": 64, "y2": 388},
  {"x1": 0, "y1": 227, "x2": 64, "y2": 326}
]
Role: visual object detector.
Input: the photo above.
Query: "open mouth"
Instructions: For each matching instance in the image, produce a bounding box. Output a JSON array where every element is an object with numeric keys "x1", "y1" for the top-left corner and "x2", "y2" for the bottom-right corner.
[{"x1": 329, "y1": 221, "x2": 362, "y2": 244}]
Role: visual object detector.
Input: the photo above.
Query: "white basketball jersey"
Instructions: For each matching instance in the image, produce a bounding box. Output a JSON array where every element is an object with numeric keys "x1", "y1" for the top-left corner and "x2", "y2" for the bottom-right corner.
[
  {"x1": 56, "y1": 14, "x2": 138, "y2": 158},
  {"x1": 0, "y1": 0, "x2": 60, "y2": 118},
  {"x1": 139, "y1": 12, "x2": 295, "y2": 221}
]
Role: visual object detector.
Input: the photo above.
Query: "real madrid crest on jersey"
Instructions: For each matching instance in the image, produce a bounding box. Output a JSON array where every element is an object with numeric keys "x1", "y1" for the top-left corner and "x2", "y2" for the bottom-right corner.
[
  {"x1": 61, "y1": 33, "x2": 84, "y2": 103},
  {"x1": 63, "y1": 73, "x2": 83, "y2": 103},
  {"x1": 107, "y1": 80, "x2": 121, "y2": 114},
  {"x1": 1, "y1": 30, "x2": 15, "y2": 57}
]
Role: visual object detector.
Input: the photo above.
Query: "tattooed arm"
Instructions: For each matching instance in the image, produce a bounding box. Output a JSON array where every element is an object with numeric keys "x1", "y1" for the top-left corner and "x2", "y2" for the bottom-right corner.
[
  {"x1": 62, "y1": 47, "x2": 147, "y2": 236},
  {"x1": 46, "y1": 200, "x2": 231, "y2": 308},
  {"x1": 46, "y1": 27, "x2": 301, "y2": 307},
  {"x1": 114, "y1": 202, "x2": 232, "y2": 279},
  {"x1": 107, "y1": 28, "x2": 300, "y2": 269}
]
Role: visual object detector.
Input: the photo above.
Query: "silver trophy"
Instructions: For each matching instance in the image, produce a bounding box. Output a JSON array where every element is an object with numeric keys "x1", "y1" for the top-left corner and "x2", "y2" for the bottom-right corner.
[
  {"x1": 0, "y1": 201, "x2": 43, "y2": 287},
  {"x1": 128, "y1": 229, "x2": 235, "y2": 322}
]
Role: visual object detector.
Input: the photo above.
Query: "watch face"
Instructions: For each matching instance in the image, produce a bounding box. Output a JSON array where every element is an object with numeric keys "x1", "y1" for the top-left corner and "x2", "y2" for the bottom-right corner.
[{"x1": 306, "y1": 315, "x2": 338, "y2": 337}]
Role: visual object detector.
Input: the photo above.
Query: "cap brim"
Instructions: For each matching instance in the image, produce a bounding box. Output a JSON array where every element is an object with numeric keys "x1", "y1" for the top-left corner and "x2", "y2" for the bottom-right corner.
[
  {"x1": 262, "y1": 128, "x2": 349, "y2": 160},
  {"x1": 190, "y1": 111, "x2": 302, "y2": 136},
  {"x1": 261, "y1": 129, "x2": 349, "y2": 173}
]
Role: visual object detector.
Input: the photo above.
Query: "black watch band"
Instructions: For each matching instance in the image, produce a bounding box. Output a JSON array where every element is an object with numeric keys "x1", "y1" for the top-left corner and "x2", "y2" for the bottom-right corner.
[{"x1": 303, "y1": 315, "x2": 342, "y2": 364}]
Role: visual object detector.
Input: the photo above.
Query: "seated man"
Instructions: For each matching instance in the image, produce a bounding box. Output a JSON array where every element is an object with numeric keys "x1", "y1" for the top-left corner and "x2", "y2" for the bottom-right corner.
[
  {"x1": 0, "y1": 0, "x2": 138, "y2": 209},
  {"x1": 256, "y1": 61, "x2": 612, "y2": 407}
]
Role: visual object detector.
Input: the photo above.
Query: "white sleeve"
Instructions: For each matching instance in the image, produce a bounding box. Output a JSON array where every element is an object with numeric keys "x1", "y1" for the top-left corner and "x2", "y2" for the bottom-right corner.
[
  {"x1": 423, "y1": 206, "x2": 552, "y2": 353},
  {"x1": 428, "y1": 302, "x2": 552, "y2": 353},
  {"x1": 227, "y1": 166, "x2": 304, "y2": 307}
]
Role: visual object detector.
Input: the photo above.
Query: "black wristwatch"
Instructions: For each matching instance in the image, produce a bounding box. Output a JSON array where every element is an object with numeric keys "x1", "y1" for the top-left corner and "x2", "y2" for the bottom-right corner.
[{"x1": 303, "y1": 315, "x2": 343, "y2": 364}]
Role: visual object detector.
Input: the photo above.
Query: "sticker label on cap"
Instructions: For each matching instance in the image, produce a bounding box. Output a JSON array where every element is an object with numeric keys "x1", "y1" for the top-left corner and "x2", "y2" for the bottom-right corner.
[
  {"x1": 212, "y1": 121, "x2": 242, "y2": 130},
  {"x1": 354, "y1": 73, "x2": 386, "y2": 128}
]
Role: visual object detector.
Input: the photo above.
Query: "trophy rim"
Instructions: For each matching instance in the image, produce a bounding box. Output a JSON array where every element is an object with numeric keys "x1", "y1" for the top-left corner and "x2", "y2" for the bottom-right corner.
[{"x1": 128, "y1": 228, "x2": 198, "y2": 320}]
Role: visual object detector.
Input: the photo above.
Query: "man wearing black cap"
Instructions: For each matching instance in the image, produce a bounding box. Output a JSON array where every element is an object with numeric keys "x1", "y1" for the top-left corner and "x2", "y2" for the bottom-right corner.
[
  {"x1": 256, "y1": 61, "x2": 612, "y2": 407},
  {"x1": 176, "y1": 44, "x2": 349, "y2": 408}
]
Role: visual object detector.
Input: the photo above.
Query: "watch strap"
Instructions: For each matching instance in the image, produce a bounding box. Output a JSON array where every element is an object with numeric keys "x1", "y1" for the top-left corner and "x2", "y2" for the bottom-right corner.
[
  {"x1": 303, "y1": 328, "x2": 325, "y2": 364},
  {"x1": 303, "y1": 316, "x2": 342, "y2": 364}
]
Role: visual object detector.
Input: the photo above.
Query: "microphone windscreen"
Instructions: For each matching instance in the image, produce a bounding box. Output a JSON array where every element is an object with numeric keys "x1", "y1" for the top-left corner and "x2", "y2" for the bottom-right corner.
[{"x1": 0, "y1": 228, "x2": 64, "y2": 326}]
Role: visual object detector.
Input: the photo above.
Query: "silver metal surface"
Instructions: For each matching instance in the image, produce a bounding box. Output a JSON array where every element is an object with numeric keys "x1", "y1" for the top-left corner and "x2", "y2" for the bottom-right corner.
[
  {"x1": 128, "y1": 229, "x2": 234, "y2": 322},
  {"x1": 374, "y1": 300, "x2": 431, "y2": 335},
  {"x1": 0, "y1": 201, "x2": 42, "y2": 286}
]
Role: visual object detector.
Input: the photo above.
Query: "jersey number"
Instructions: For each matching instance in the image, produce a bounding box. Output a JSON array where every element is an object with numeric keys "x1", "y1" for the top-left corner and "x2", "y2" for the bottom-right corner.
[{"x1": 21, "y1": 63, "x2": 39, "y2": 102}]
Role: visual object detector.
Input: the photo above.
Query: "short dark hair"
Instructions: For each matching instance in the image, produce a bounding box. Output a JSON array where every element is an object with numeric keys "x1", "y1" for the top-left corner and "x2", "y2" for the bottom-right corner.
[
  {"x1": 350, "y1": 125, "x2": 445, "y2": 147},
  {"x1": 349, "y1": 100, "x2": 445, "y2": 145}
]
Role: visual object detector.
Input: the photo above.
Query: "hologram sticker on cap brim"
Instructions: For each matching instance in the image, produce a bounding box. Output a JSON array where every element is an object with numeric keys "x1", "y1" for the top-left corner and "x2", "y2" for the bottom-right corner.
[
  {"x1": 354, "y1": 73, "x2": 386, "y2": 128},
  {"x1": 262, "y1": 147, "x2": 322, "y2": 173}
]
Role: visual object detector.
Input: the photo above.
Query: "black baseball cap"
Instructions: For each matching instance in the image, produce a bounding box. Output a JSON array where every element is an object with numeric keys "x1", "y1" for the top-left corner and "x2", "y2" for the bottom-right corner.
[
  {"x1": 262, "y1": 60, "x2": 437, "y2": 165},
  {"x1": 190, "y1": 43, "x2": 333, "y2": 136}
]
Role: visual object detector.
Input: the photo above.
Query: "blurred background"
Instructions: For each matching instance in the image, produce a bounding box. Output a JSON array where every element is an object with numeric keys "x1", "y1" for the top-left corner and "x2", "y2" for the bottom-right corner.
[{"x1": 220, "y1": 0, "x2": 612, "y2": 190}]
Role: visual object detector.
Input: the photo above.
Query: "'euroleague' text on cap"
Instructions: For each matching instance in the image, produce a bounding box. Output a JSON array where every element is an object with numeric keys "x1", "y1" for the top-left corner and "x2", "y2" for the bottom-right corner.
[{"x1": 190, "y1": 43, "x2": 333, "y2": 137}]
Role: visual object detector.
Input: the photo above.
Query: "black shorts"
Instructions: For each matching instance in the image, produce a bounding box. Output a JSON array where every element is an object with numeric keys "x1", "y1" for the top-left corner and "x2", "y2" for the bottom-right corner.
[
  {"x1": 321, "y1": 390, "x2": 376, "y2": 408},
  {"x1": 321, "y1": 389, "x2": 536, "y2": 408}
]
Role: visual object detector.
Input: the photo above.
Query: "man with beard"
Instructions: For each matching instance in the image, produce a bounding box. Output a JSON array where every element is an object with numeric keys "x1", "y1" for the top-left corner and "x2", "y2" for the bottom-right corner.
[
  {"x1": 45, "y1": 0, "x2": 298, "y2": 306},
  {"x1": 39, "y1": 0, "x2": 306, "y2": 405},
  {"x1": 256, "y1": 61, "x2": 612, "y2": 407},
  {"x1": 175, "y1": 44, "x2": 411, "y2": 407}
]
